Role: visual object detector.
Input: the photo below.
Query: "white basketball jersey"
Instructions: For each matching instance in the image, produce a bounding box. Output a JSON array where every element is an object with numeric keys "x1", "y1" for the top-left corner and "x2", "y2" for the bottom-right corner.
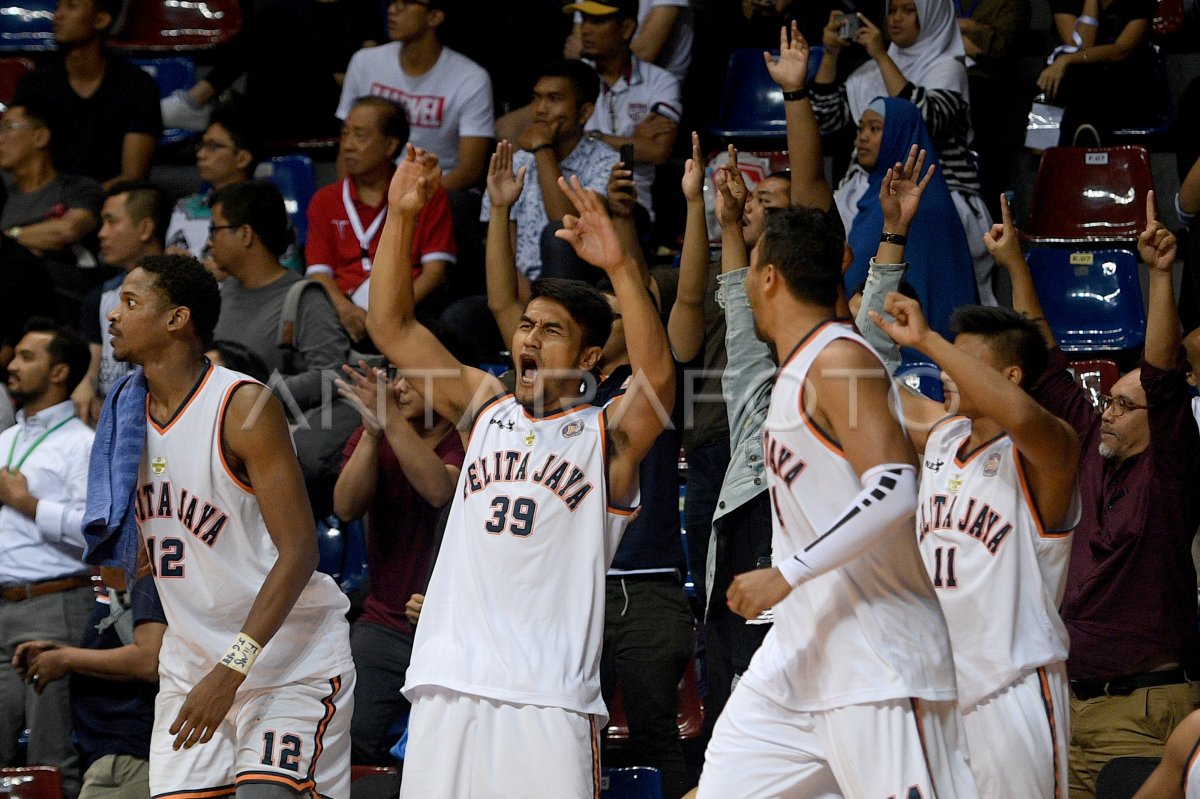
[
  {"x1": 403, "y1": 394, "x2": 635, "y2": 720},
  {"x1": 1186, "y1": 736, "x2": 1200, "y2": 799},
  {"x1": 136, "y1": 363, "x2": 352, "y2": 689},
  {"x1": 739, "y1": 322, "x2": 958, "y2": 712},
  {"x1": 918, "y1": 416, "x2": 1077, "y2": 709}
]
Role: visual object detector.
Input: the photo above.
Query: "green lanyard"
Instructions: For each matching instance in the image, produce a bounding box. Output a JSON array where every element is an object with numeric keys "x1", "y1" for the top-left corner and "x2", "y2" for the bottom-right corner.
[{"x1": 6, "y1": 415, "x2": 74, "y2": 470}]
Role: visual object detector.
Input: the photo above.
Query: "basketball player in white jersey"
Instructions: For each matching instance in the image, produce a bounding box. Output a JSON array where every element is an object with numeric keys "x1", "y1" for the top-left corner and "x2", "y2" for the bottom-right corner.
[
  {"x1": 1131, "y1": 709, "x2": 1200, "y2": 798},
  {"x1": 869, "y1": 192, "x2": 1082, "y2": 796},
  {"x1": 693, "y1": 196, "x2": 977, "y2": 798},
  {"x1": 105, "y1": 253, "x2": 355, "y2": 799},
  {"x1": 366, "y1": 146, "x2": 674, "y2": 798}
]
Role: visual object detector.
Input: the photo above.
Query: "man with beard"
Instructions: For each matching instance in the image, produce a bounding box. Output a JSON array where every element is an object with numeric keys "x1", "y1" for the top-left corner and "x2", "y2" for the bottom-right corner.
[{"x1": 0, "y1": 318, "x2": 95, "y2": 798}]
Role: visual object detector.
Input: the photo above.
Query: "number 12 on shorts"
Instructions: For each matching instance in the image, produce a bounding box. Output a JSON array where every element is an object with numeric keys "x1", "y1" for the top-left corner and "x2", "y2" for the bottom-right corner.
[
  {"x1": 261, "y1": 731, "x2": 302, "y2": 772},
  {"x1": 930, "y1": 545, "x2": 958, "y2": 589}
]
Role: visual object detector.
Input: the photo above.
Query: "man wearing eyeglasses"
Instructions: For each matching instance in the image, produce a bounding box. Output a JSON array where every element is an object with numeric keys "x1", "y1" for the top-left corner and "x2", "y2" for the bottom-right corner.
[{"x1": 998, "y1": 193, "x2": 1200, "y2": 799}]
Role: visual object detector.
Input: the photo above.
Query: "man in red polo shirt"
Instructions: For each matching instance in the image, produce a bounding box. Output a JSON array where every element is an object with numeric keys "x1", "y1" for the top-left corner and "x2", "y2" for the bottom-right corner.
[{"x1": 306, "y1": 96, "x2": 455, "y2": 344}]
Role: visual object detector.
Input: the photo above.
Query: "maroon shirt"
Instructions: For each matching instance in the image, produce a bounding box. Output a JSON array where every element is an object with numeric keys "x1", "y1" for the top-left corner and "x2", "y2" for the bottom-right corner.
[
  {"x1": 1032, "y1": 347, "x2": 1200, "y2": 680},
  {"x1": 342, "y1": 425, "x2": 466, "y2": 639}
]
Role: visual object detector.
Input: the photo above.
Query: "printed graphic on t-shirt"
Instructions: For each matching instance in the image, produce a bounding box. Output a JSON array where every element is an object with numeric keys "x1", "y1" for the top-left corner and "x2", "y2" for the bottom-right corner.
[{"x1": 370, "y1": 83, "x2": 445, "y2": 128}]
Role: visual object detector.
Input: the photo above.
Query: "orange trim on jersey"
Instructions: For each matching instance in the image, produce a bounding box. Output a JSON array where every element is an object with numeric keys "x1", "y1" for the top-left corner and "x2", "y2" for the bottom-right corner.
[
  {"x1": 926, "y1": 414, "x2": 967, "y2": 440},
  {"x1": 798, "y1": 382, "x2": 845, "y2": 458},
  {"x1": 152, "y1": 785, "x2": 236, "y2": 799},
  {"x1": 467, "y1": 392, "x2": 514, "y2": 441},
  {"x1": 306, "y1": 676, "x2": 341, "y2": 787},
  {"x1": 1013, "y1": 451, "x2": 1070, "y2": 539},
  {"x1": 234, "y1": 772, "x2": 315, "y2": 792},
  {"x1": 148, "y1": 362, "x2": 215, "y2": 434},
  {"x1": 217, "y1": 381, "x2": 257, "y2": 495},
  {"x1": 1037, "y1": 667, "x2": 1064, "y2": 799},
  {"x1": 952, "y1": 431, "x2": 1006, "y2": 468},
  {"x1": 590, "y1": 715, "x2": 601, "y2": 799},
  {"x1": 519, "y1": 400, "x2": 595, "y2": 423},
  {"x1": 780, "y1": 319, "x2": 848, "y2": 370}
]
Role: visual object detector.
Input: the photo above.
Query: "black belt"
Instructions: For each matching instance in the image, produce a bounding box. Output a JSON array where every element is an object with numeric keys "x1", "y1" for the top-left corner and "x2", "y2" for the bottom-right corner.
[
  {"x1": 606, "y1": 572, "x2": 680, "y2": 583},
  {"x1": 1070, "y1": 669, "x2": 1189, "y2": 700}
]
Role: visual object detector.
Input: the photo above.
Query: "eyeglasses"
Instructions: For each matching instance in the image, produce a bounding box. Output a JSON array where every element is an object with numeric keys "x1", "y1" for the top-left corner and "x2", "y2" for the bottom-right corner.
[
  {"x1": 1099, "y1": 394, "x2": 1147, "y2": 417},
  {"x1": 0, "y1": 122, "x2": 40, "y2": 135},
  {"x1": 208, "y1": 224, "x2": 241, "y2": 238},
  {"x1": 195, "y1": 140, "x2": 235, "y2": 154}
]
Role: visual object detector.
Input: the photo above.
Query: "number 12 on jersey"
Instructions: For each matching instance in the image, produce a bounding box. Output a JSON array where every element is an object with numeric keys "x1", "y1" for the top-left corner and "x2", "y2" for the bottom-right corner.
[{"x1": 931, "y1": 545, "x2": 958, "y2": 589}]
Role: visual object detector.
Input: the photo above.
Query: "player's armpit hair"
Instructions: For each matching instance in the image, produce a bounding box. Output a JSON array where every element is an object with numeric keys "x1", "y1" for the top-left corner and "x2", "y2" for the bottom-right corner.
[{"x1": 777, "y1": 464, "x2": 917, "y2": 587}]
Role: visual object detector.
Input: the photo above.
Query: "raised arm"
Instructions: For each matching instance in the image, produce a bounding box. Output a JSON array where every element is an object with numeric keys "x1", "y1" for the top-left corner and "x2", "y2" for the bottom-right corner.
[
  {"x1": 985, "y1": 193, "x2": 1056, "y2": 349},
  {"x1": 605, "y1": 159, "x2": 654, "y2": 293},
  {"x1": 555, "y1": 176, "x2": 674, "y2": 506},
  {"x1": 876, "y1": 294, "x2": 1081, "y2": 529},
  {"x1": 484, "y1": 141, "x2": 528, "y2": 345},
  {"x1": 1140, "y1": 191, "x2": 1182, "y2": 371},
  {"x1": 765, "y1": 23, "x2": 833, "y2": 212},
  {"x1": 631, "y1": 4, "x2": 683, "y2": 65},
  {"x1": 666, "y1": 132, "x2": 709, "y2": 361},
  {"x1": 715, "y1": 146, "x2": 749, "y2": 275},
  {"x1": 367, "y1": 145, "x2": 504, "y2": 426}
]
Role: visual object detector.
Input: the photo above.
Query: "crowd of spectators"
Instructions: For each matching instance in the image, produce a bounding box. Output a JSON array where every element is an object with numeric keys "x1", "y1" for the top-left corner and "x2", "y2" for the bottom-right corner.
[{"x1": 1, "y1": 0, "x2": 1199, "y2": 797}]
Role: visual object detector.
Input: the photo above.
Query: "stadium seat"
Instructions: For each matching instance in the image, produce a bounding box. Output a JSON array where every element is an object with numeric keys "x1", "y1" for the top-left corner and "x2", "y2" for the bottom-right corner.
[
  {"x1": 131, "y1": 57, "x2": 198, "y2": 146},
  {"x1": 1022, "y1": 146, "x2": 1153, "y2": 244},
  {"x1": 1111, "y1": 47, "x2": 1172, "y2": 143},
  {"x1": 0, "y1": 57, "x2": 33, "y2": 111},
  {"x1": 600, "y1": 766, "x2": 664, "y2": 799},
  {"x1": 605, "y1": 654, "x2": 704, "y2": 743},
  {"x1": 0, "y1": 767, "x2": 62, "y2": 799},
  {"x1": 349, "y1": 766, "x2": 399, "y2": 799},
  {"x1": 896, "y1": 358, "x2": 944, "y2": 404},
  {"x1": 1095, "y1": 756, "x2": 1159, "y2": 799},
  {"x1": 1069, "y1": 358, "x2": 1120, "y2": 409},
  {"x1": 0, "y1": 1, "x2": 54, "y2": 52},
  {"x1": 702, "y1": 148, "x2": 791, "y2": 244},
  {"x1": 709, "y1": 46, "x2": 822, "y2": 141},
  {"x1": 1026, "y1": 248, "x2": 1146, "y2": 354},
  {"x1": 315, "y1": 516, "x2": 368, "y2": 595},
  {"x1": 110, "y1": 0, "x2": 242, "y2": 52},
  {"x1": 255, "y1": 155, "x2": 316, "y2": 250}
]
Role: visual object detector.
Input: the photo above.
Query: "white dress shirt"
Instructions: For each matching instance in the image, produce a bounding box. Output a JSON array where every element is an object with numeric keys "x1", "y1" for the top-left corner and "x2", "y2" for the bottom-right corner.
[{"x1": 0, "y1": 399, "x2": 94, "y2": 585}]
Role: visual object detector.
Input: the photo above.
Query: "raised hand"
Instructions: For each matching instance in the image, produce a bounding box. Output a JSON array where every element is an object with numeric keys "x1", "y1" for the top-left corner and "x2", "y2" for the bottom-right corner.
[
  {"x1": 607, "y1": 160, "x2": 637, "y2": 220},
  {"x1": 714, "y1": 145, "x2": 748, "y2": 228},
  {"x1": 870, "y1": 292, "x2": 933, "y2": 350},
  {"x1": 554, "y1": 175, "x2": 629, "y2": 273},
  {"x1": 486, "y1": 140, "x2": 527, "y2": 209},
  {"x1": 879, "y1": 145, "x2": 935, "y2": 233},
  {"x1": 982, "y1": 193, "x2": 1024, "y2": 268},
  {"x1": 680, "y1": 131, "x2": 704, "y2": 204},
  {"x1": 335, "y1": 361, "x2": 390, "y2": 433},
  {"x1": 855, "y1": 14, "x2": 886, "y2": 59},
  {"x1": 764, "y1": 22, "x2": 810, "y2": 92},
  {"x1": 823, "y1": 10, "x2": 850, "y2": 54},
  {"x1": 388, "y1": 144, "x2": 441, "y2": 217},
  {"x1": 1138, "y1": 190, "x2": 1177, "y2": 274}
]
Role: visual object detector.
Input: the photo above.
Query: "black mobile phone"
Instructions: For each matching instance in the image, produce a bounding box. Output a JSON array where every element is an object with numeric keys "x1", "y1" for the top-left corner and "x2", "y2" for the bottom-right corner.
[{"x1": 619, "y1": 143, "x2": 635, "y2": 169}]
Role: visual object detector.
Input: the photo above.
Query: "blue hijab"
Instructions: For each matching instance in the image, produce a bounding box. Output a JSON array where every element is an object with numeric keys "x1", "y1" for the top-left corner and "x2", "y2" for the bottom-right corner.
[{"x1": 844, "y1": 97, "x2": 977, "y2": 339}]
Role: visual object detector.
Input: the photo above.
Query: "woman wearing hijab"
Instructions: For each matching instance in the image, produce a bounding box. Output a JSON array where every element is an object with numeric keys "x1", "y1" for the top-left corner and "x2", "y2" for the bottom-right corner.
[
  {"x1": 845, "y1": 97, "x2": 978, "y2": 346},
  {"x1": 810, "y1": 0, "x2": 996, "y2": 305}
]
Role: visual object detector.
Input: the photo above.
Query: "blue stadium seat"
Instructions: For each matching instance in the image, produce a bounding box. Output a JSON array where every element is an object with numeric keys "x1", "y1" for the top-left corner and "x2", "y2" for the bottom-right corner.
[
  {"x1": 600, "y1": 767, "x2": 664, "y2": 799},
  {"x1": 131, "y1": 57, "x2": 198, "y2": 146},
  {"x1": 255, "y1": 155, "x2": 316, "y2": 249},
  {"x1": 316, "y1": 516, "x2": 368, "y2": 595},
  {"x1": 1111, "y1": 47, "x2": 1172, "y2": 143},
  {"x1": 0, "y1": 1, "x2": 54, "y2": 52},
  {"x1": 709, "y1": 46, "x2": 823, "y2": 141},
  {"x1": 896, "y1": 358, "x2": 944, "y2": 404},
  {"x1": 1026, "y1": 248, "x2": 1146, "y2": 354}
]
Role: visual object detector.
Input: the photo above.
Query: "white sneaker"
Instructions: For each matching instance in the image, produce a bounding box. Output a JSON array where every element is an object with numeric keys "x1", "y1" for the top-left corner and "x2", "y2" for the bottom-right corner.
[{"x1": 161, "y1": 89, "x2": 210, "y2": 132}]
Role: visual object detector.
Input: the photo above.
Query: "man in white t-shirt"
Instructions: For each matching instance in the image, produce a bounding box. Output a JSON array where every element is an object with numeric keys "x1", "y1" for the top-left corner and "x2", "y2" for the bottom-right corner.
[
  {"x1": 568, "y1": 0, "x2": 693, "y2": 83},
  {"x1": 337, "y1": 0, "x2": 493, "y2": 193}
]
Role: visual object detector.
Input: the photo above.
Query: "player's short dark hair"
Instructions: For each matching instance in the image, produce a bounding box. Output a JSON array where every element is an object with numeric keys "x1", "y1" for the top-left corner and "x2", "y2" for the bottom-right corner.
[
  {"x1": 207, "y1": 103, "x2": 262, "y2": 174},
  {"x1": 7, "y1": 98, "x2": 53, "y2": 139},
  {"x1": 351, "y1": 96, "x2": 410, "y2": 145},
  {"x1": 136, "y1": 254, "x2": 222, "y2": 348},
  {"x1": 533, "y1": 59, "x2": 601, "y2": 108},
  {"x1": 94, "y1": 0, "x2": 126, "y2": 34},
  {"x1": 106, "y1": 181, "x2": 170, "y2": 249},
  {"x1": 529, "y1": 278, "x2": 613, "y2": 352},
  {"x1": 22, "y1": 316, "x2": 92, "y2": 394},
  {"x1": 765, "y1": 169, "x2": 792, "y2": 183},
  {"x1": 209, "y1": 181, "x2": 294, "y2": 258},
  {"x1": 950, "y1": 306, "x2": 1049, "y2": 390},
  {"x1": 210, "y1": 339, "x2": 270, "y2": 383},
  {"x1": 757, "y1": 206, "x2": 845, "y2": 308}
]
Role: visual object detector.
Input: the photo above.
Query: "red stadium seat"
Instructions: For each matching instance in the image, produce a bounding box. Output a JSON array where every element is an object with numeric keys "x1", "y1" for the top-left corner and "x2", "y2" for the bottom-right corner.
[
  {"x1": 349, "y1": 765, "x2": 398, "y2": 799},
  {"x1": 605, "y1": 655, "x2": 704, "y2": 744},
  {"x1": 0, "y1": 58, "x2": 33, "y2": 111},
  {"x1": 702, "y1": 148, "x2": 791, "y2": 245},
  {"x1": 0, "y1": 767, "x2": 62, "y2": 799},
  {"x1": 1022, "y1": 146, "x2": 1154, "y2": 244},
  {"x1": 110, "y1": 0, "x2": 242, "y2": 52},
  {"x1": 1069, "y1": 359, "x2": 1120, "y2": 410}
]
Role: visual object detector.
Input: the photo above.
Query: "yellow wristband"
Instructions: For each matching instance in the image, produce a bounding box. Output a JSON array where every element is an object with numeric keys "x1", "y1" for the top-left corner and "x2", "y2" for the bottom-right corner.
[{"x1": 219, "y1": 632, "x2": 263, "y2": 675}]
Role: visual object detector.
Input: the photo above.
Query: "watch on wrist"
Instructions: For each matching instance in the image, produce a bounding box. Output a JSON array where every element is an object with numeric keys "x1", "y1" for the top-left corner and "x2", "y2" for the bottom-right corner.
[
  {"x1": 7, "y1": 226, "x2": 21, "y2": 241},
  {"x1": 880, "y1": 232, "x2": 908, "y2": 246}
]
